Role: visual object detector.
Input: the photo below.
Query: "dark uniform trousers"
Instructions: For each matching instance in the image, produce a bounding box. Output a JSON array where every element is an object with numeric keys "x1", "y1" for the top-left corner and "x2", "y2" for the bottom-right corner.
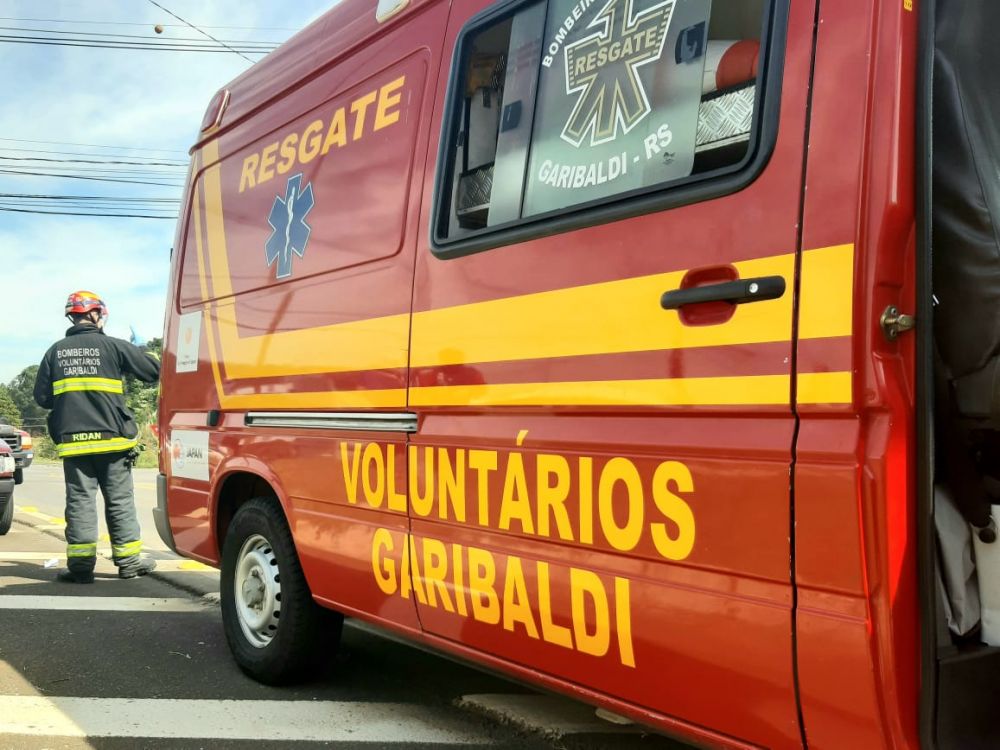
[{"x1": 64, "y1": 452, "x2": 143, "y2": 573}]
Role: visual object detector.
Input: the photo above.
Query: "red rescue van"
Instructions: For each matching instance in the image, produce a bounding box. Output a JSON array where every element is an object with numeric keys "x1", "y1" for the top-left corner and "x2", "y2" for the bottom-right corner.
[{"x1": 155, "y1": 0, "x2": 1000, "y2": 747}]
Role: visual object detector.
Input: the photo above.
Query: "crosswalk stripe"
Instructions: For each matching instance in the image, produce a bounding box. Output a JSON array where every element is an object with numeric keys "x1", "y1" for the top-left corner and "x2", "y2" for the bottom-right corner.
[
  {"x1": 0, "y1": 596, "x2": 209, "y2": 613},
  {"x1": 0, "y1": 696, "x2": 491, "y2": 744}
]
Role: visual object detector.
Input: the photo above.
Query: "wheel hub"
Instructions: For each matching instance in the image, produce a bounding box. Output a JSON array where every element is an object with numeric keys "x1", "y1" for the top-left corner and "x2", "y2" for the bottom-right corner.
[{"x1": 234, "y1": 534, "x2": 282, "y2": 648}]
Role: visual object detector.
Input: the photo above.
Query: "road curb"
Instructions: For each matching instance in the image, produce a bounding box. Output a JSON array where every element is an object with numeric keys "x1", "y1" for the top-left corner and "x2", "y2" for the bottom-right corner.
[{"x1": 455, "y1": 693, "x2": 643, "y2": 743}]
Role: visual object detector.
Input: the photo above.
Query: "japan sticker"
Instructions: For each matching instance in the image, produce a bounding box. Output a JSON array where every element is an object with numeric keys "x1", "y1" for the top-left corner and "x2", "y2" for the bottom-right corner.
[{"x1": 170, "y1": 430, "x2": 210, "y2": 482}]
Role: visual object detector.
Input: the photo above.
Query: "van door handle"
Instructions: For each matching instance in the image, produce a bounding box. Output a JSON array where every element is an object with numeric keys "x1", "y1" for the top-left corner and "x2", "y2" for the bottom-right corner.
[{"x1": 660, "y1": 276, "x2": 786, "y2": 310}]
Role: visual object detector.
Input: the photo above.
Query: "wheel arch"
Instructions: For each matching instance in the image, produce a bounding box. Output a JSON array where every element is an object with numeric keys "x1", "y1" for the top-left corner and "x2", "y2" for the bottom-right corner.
[{"x1": 211, "y1": 457, "x2": 289, "y2": 557}]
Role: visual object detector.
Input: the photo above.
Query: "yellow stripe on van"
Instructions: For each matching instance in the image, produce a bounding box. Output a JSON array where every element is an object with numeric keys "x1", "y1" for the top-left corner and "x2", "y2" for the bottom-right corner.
[
  {"x1": 192, "y1": 135, "x2": 854, "y2": 408},
  {"x1": 410, "y1": 374, "x2": 794, "y2": 407},
  {"x1": 190, "y1": 153, "x2": 210, "y2": 303},
  {"x1": 410, "y1": 253, "x2": 797, "y2": 369},
  {"x1": 408, "y1": 371, "x2": 853, "y2": 408},
  {"x1": 218, "y1": 388, "x2": 407, "y2": 409},
  {"x1": 202, "y1": 142, "x2": 234, "y2": 301},
  {"x1": 190, "y1": 151, "x2": 226, "y2": 405},
  {"x1": 212, "y1": 300, "x2": 411, "y2": 379},
  {"x1": 799, "y1": 244, "x2": 854, "y2": 340},
  {"x1": 796, "y1": 371, "x2": 853, "y2": 405}
]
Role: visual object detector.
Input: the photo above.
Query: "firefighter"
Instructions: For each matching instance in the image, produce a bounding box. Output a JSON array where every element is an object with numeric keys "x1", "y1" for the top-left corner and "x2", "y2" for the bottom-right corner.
[{"x1": 33, "y1": 291, "x2": 161, "y2": 584}]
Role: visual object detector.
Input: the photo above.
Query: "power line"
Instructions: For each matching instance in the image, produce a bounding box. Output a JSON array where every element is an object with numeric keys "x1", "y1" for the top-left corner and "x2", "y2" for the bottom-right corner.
[
  {"x1": 3, "y1": 161, "x2": 186, "y2": 172},
  {"x1": 0, "y1": 204, "x2": 178, "y2": 216},
  {"x1": 0, "y1": 17, "x2": 298, "y2": 32},
  {"x1": 0, "y1": 206, "x2": 175, "y2": 219},
  {"x1": 0, "y1": 155, "x2": 189, "y2": 167},
  {"x1": 0, "y1": 169, "x2": 183, "y2": 187},
  {"x1": 0, "y1": 25, "x2": 279, "y2": 46},
  {"x1": 0, "y1": 35, "x2": 273, "y2": 53},
  {"x1": 0, "y1": 196, "x2": 181, "y2": 213},
  {"x1": 0, "y1": 199, "x2": 178, "y2": 207},
  {"x1": 0, "y1": 137, "x2": 186, "y2": 154},
  {"x1": 0, "y1": 146, "x2": 187, "y2": 160},
  {"x1": 1, "y1": 168, "x2": 186, "y2": 178},
  {"x1": 146, "y1": 0, "x2": 256, "y2": 62},
  {"x1": 0, "y1": 165, "x2": 185, "y2": 178},
  {"x1": 0, "y1": 201, "x2": 176, "y2": 210},
  {"x1": 0, "y1": 193, "x2": 179, "y2": 202}
]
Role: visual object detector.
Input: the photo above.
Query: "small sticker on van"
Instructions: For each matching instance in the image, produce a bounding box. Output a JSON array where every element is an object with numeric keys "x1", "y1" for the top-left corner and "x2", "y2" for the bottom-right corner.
[{"x1": 175, "y1": 311, "x2": 202, "y2": 373}]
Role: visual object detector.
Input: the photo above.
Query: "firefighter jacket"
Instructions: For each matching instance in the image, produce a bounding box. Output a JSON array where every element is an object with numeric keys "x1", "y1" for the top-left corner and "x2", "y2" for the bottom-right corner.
[{"x1": 33, "y1": 323, "x2": 161, "y2": 458}]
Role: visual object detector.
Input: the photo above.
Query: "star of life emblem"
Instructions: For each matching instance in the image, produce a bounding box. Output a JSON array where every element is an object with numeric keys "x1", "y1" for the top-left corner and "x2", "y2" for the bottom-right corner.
[
  {"x1": 265, "y1": 173, "x2": 315, "y2": 280},
  {"x1": 562, "y1": 0, "x2": 675, "y2": 147}
]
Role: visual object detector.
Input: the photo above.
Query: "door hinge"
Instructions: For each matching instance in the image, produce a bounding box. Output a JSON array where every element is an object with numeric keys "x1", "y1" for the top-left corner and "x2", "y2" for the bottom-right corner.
[{"x1": 880, "y1": 305, "x2": 916, "y2": 341}]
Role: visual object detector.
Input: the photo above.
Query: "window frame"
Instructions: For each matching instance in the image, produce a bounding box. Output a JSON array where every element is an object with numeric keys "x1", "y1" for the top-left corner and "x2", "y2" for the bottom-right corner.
[{"x1": 430, "y1": 0, "x2": 790, "y2": 259}]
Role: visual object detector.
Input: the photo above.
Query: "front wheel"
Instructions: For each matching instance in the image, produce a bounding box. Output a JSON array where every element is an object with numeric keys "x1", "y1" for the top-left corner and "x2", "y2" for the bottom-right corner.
[
  {"x1": 220, "y1": 497, "x2": 342, "y2": 684},
  {"x1": 13, "y1": 468, "x2": 22, "y2": 485},
  {"x1": 0, "y1": 494, "x2": 13, "y2": 535}
]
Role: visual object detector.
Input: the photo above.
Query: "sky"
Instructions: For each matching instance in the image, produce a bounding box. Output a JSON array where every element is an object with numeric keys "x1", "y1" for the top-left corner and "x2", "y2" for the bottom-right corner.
[{"x1": 0, "y1": 0, "x2": 334, "y2": 383}]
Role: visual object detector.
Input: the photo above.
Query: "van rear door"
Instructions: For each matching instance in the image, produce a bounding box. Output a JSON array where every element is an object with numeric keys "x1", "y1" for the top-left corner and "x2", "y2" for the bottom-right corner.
[{"x1": 399, "y1": 0, "x2": 820, "y2": 746}]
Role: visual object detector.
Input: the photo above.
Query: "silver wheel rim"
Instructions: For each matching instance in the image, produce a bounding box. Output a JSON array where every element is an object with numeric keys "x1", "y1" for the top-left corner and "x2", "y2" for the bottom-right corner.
[{"x1": 234, "y1": 533, "x2": 281, "y2": 648}]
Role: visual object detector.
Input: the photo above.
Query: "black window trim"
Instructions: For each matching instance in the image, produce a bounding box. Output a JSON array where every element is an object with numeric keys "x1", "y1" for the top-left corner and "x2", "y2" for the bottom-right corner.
[{"x1": 430, "y1": 0, "x2": 790, "y2": 260}]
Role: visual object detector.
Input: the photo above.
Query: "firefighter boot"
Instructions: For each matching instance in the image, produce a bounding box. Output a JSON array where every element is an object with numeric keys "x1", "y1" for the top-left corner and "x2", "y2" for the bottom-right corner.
[
  {"x1": 56, "y1": 569, "x2": 95, "y2": 584},
  {"x1": 118, "y1": 557, "x2": 156, "y2": 579}
]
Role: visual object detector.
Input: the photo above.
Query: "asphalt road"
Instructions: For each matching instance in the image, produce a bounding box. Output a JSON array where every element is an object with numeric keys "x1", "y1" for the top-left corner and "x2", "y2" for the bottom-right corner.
[{"x1": 0, "y1": 463, "x2": 693, "y2": 749}]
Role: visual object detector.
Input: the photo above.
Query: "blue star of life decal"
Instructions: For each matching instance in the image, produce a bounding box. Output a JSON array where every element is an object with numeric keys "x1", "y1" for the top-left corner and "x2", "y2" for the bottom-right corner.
[{"x1": 265, "y1": 173, "x2": 315, "y2": 279}]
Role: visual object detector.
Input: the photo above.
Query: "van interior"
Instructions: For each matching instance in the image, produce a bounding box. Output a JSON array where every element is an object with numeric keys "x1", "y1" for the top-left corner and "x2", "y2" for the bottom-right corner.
[
  {"x1": 925, "y1": 0, "x2": 1000, "y2": 747},
  {"x1": 444, "y1": 0, "x2": 769, "y2": 235}
]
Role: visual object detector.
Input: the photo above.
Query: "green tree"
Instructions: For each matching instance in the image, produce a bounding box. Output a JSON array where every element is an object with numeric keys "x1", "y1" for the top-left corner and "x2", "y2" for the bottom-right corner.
[
  {"x1": 7, "y1": 364, "x2": 47, "y2": 435},
  {"x1": 0, "y1": 385, "x2": 23, "y2": 427},
  {"x1": 125, "y1": 337, "x2": 162, "y2": 428}
]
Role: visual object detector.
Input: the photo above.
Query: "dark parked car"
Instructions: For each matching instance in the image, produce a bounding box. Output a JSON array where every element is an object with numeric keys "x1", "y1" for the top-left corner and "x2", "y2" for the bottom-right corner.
[
  {"x1": 0, "y1": 423, "x2": 33, "y2": 485},
  {"x1": 0, "y1": 440, "x2": 14, "y2": 535}
]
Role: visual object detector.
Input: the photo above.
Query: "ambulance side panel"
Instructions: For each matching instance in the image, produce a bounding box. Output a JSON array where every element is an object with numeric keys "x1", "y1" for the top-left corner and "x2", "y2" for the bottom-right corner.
[
  {"x1": 793, "y1": 0, "x2": 919, "y2": 747},
  {"x1": 394, "y1": 0, "x2": 821, "y2": 746},
  {"x1": 160, "y1": 0, "x2": 451, "y2": 631}
]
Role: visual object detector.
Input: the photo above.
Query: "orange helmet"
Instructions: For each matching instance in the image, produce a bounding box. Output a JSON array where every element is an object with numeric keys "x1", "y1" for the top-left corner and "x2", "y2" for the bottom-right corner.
[{"x1": 65, "y1": 290, "x2": 108, "y2": 320}]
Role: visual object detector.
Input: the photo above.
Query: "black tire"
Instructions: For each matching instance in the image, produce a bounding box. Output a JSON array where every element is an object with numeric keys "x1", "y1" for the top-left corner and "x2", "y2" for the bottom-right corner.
[
  {"x1": 220, "y1": 497, "x2": 343, "y2": 685},
  {"x1": 13, "y1": 468, "x2": 22, "y2": 485},
  {"x1": 0, "y1": 494, "x2": 12, "y2": 535}
]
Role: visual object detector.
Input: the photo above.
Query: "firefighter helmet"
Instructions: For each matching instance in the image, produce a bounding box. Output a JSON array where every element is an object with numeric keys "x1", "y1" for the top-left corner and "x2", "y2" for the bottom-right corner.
[{"x1": 65, "y1": 290, "x2": 108, "y2": 321}]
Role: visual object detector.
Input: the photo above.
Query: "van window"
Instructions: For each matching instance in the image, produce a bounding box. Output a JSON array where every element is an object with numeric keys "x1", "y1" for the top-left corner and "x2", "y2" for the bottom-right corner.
[
  {"x1": 434, "y1": 0, "x2": 771, "y2": 245},
  {"x1": 178, "y1": 56, "x2": 427, "y2": 309}
]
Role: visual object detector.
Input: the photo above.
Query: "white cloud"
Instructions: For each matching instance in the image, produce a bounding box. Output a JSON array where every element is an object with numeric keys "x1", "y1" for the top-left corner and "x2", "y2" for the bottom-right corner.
[{"x1": 0, "y1": 218, "x2": 172, "y2": 378}]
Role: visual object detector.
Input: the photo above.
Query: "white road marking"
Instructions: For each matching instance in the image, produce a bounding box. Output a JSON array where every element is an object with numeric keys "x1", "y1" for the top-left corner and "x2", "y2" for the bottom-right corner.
[
  {"x1": 0, "y1": 596, "x2": 209, "y2": 613},
  {"x1": 0, "y1": 696, "x2": 491, "y2": 744},
  {"x1": 458, "y1": 694, "x2": 641, "y2": 738},
  {"x1": 0, "y1": 552, "x2": 67, "y2": 560},
  {"x1": 1, "y1": 552, "x2": 70, "y2": 560},
  {"x1": 0, "y1": 552, "x2": 215, "y2": 572}
]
